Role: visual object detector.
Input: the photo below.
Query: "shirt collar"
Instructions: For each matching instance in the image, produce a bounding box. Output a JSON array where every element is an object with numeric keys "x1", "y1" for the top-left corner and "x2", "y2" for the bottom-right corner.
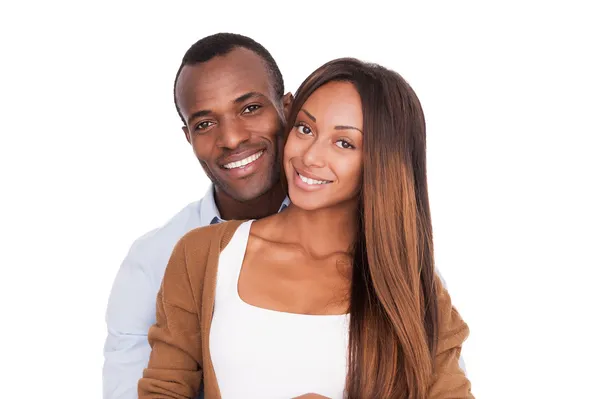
[{"x1": 200, "y1": 185, "x2": 290, "y2": 226}]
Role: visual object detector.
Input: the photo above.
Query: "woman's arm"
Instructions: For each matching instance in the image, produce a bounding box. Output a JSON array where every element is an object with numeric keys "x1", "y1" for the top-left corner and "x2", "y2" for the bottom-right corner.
[
  {"x1": 428, "y1": 275, "x2": 474, "y2": 399},
  {"x1": 138, "y1": 237, "x2": 203, "y2": 399}
]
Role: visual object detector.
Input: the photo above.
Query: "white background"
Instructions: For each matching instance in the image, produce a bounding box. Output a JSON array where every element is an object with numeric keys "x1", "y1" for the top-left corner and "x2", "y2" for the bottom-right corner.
[{"x1": 1, "y1": 1, "x2": 598, "y2": 398}]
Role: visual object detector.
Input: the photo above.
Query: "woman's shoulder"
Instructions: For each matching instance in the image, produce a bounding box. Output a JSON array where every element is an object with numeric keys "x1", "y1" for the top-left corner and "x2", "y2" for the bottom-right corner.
[
  {"x1": 434, "y1": 273, "x2": 469, "y2": 353},
  {"x1": 178, "y1": 219, "x2": 249, "y2": 252},
  {"x1": 163, "y1": 219, "x2": 250, "y2": 286}
]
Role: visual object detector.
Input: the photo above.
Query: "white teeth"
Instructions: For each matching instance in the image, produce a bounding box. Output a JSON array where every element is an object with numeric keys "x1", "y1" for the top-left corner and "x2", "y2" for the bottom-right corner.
[
  {"x1": 298, "y1": 173, "x2": 329, "y2": 185},
  {"x1": 223, "y1": 151, "x2": 263, "y2": 169}
]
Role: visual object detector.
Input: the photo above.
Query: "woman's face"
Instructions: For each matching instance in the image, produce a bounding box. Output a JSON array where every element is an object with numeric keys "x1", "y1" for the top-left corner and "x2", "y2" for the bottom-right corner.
[{"x1": 284, "y1": 81, "x2": 364, "y2": 211}]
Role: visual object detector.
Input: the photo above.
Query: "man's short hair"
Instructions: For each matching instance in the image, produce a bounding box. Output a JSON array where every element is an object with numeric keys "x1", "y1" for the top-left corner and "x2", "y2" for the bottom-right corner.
[{"x1": 174, "y1": 32, "x2": 285, "y2": 124}]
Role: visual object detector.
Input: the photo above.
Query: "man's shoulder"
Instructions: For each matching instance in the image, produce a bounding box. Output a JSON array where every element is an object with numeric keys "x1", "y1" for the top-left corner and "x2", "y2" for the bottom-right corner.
[{"x1": 125, "y1": 199, "x2": 205, "y2": 271}]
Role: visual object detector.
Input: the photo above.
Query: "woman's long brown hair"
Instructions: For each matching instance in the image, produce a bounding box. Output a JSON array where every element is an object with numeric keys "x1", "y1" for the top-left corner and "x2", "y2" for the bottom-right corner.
[{"x1": 286, "y1": 59, "x2": 439, "y2": 398}]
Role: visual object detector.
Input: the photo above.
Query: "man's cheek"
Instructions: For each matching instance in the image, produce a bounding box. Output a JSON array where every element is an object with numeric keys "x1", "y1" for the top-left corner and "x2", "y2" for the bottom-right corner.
[{"x1": 199, "y1": 161, "x2": 216, "y2": 180}]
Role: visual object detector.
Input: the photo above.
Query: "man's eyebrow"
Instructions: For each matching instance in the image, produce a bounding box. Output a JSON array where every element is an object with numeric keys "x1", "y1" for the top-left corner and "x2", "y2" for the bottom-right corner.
[
  {"x1": 300, "y1": 109, "x2": 316, "y2": 122},
  {"x1": 335, "y1": 125, "x2": 363, "y2": 133},
  {"x1": 186, "y1": 110, "x2": 211, "y2": 126},
  {"x1": 186, "y1": 92, "x2": 267, "y2": 126},
  {"x1": 234, "y1": 91, "x2": 266, "y2": 104}
]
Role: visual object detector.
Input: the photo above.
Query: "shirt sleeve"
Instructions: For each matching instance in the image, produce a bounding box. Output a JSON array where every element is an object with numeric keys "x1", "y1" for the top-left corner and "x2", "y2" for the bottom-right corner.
[
  {"x1": 103, "y1": 247, "x2": 160, "y2": 399},
  {"x1": 138, "y1": 237, "x2": 204, "y2": 399}
]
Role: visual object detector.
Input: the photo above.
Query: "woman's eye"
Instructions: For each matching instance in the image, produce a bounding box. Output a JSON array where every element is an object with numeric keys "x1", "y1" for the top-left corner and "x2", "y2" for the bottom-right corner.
[
  {"x1": 335, "y1": 139, "x2": 355, "y2": 149},
  {"x1": 296, "y1": 124, "x2": 312, "y2": 135}
]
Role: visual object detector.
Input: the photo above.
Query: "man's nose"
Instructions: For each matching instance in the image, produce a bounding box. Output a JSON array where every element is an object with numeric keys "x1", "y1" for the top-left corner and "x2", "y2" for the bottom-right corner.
[{"x1": 216, "y1": 118, "x2": 251, "y2": 149}]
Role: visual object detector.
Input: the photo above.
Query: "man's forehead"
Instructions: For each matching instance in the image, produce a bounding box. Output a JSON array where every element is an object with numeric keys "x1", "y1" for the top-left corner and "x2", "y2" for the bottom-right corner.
[{"x1": 176, "y1": 49, "x2": 274, "y2": 106}]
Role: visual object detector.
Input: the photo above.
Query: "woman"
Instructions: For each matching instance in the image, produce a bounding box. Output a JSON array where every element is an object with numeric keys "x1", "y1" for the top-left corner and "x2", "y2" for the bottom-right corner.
[{"x1": 139, "y1": 58, "x2": 473, "y2": 399}]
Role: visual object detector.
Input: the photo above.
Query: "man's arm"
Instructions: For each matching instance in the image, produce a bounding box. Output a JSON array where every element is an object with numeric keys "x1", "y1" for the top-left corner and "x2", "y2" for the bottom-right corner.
[
  {"x1": 138, "y1": 237, "x2": 204, "y2": 399},
  {"x1": 103, "y1": 250, "x2": 159, "y2": 399}
]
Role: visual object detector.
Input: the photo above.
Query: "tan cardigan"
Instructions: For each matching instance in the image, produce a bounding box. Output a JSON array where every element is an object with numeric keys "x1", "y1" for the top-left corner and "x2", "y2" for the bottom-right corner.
[{"x1": 138, "y1": 219, "x2": 473, "y2": 398}]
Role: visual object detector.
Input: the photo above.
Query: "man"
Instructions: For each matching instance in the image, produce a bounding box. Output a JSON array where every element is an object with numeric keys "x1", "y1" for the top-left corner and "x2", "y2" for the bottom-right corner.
[
  {"x1": 104, "y1": 32, "x2": 467, "y2": 399},
  {"x1": 103, "y1": 33, "x2": 293, "y2": 399}
]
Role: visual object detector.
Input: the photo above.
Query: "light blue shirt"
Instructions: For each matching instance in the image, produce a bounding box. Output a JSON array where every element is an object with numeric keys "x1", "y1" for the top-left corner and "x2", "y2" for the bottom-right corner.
[
  {"x1": 103, "y1": 187, "x2": 465, "y2": 399},
  {"x1": 103, "y1": 187, "x2": 289, "y2": 399}
]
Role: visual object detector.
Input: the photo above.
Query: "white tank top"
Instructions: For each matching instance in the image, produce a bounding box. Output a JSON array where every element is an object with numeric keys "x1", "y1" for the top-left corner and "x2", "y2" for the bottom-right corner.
[{"x1": 209, "y1": 220, "x2": 350, "y2": 399}]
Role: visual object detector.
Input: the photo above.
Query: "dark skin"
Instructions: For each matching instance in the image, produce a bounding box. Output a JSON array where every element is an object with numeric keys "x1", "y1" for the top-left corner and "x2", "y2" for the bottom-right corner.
[
  {"x1": 176, "y1": 48, "x2": 293, "y2": 220},
  {"x1": 178, "y1": 54, "x2": 355, "y2": 399},
  {"x1": 239, "y1": 82, "x2": 364, "y2": 319}
]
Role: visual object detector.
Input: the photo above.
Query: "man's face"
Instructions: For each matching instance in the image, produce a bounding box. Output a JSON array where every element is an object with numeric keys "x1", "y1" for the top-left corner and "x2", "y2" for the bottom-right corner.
[{"x1": 176, "y1": 48, "x2": 290, "y2": 202}]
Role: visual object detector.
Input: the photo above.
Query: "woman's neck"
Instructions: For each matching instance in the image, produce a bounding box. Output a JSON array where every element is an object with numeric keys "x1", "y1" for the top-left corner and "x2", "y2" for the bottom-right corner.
[{"x1": 280, "y1": 200, "x2": 358, "y2": 259}]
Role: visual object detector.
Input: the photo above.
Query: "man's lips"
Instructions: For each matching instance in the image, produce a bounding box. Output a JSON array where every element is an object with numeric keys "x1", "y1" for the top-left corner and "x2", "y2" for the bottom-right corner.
[{"x1": 219, "y1": 148, "x2": 266, "y2": 169}]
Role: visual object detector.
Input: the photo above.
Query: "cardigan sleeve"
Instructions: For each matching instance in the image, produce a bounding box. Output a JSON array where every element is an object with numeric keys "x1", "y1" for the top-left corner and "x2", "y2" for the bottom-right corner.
[
  {"x1": 428, "y1": 275, "x2": 475, "y2": 399},
  {"x1": 138, "y1": 236, "x2": 203, "y2": 399}
]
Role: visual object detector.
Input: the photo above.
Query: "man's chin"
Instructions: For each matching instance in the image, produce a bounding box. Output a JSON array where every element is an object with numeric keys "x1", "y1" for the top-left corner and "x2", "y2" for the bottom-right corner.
[{"x1": 218, "y1": 181, "x2": 274, "y2": 203}]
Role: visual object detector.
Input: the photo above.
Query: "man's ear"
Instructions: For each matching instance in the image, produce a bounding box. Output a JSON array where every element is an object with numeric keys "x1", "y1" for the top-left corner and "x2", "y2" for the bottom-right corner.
[
  {"x1": 182, "y1": 126, "x2": 191, "y2": 144},
  {"x1": 282, "y1": 92, "x2": 294, "y2": 120}
]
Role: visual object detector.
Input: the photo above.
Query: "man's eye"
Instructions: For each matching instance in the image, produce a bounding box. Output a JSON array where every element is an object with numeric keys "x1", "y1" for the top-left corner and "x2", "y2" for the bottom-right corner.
[
  {"x1": 295, "y1": 124, "x2": 312, "y2": 135},
  {"x1": 242, "y1": 104, "x2": 261, "y2": 114},
  {"x1": 196, "y1": 121, "x2": 215, "y2": 130}
]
